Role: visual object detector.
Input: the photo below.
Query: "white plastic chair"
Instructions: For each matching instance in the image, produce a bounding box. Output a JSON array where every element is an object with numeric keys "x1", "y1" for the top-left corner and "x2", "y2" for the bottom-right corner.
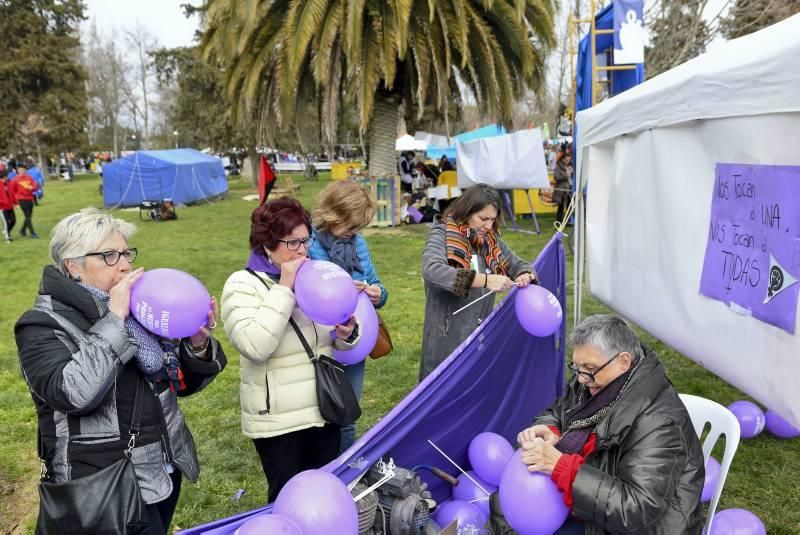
[{"x1": 679, "y1": 394, "x2": 741, "y2": 534}]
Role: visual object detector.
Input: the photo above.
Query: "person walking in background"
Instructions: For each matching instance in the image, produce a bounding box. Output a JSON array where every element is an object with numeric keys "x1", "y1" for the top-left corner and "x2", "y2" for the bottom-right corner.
[
  {"x1": 10, "y1": 163, "x2": 40, "y2": 239},
  {"x1": 553, "y1": 149, "x2": 573, "y2": 224},
  {"x1": 398, "y1": 151, "x2": 416, "y2": 193},
  {"x1": 26, "y1": 158, "x2": 45, "y2": 202},
  {"x1": 419, "y1": 184, "x2": 538, "y2": 381},
  {"x1": 0, "y1": 167, "x2": 16, "y2": 242},
  {"x1": 309, "y1": 180, "x2": 388, "y2": 452}
]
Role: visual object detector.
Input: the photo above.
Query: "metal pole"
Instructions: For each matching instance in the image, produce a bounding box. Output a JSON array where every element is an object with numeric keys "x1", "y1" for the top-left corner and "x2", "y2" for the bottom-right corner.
[{"x1": 590, "y1": 0, "x2": 597, "y2": 106}]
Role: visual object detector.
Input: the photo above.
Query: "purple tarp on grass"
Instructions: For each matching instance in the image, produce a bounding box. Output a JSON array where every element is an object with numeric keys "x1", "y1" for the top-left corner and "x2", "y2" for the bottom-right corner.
[{"x1": 181, "y1": 233, "x2": 567, "y2": 534}]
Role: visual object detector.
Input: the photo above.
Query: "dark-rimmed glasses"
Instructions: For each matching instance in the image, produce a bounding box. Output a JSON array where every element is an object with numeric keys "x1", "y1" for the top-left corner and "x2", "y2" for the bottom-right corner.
[
  {"x1": 277, "y1": 236, "x2": 314, "y2": 251},
  {"x1": 81, "y1": 248, "x2": 138, "y2": 266},
  {"x1": 568, "y1": 352, "x2": 622, "y2": 382}
]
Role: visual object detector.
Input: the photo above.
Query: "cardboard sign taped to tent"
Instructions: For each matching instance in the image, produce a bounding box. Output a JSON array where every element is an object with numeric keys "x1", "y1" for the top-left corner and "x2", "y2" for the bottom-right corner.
[{"x1": 699, "y1": 163, "x2": 800, "y2": 333}]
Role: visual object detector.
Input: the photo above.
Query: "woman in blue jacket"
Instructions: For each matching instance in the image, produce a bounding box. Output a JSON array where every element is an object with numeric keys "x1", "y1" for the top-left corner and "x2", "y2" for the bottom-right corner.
[{"x1": 309, "y1": 180, "x2": 388, "y2": 451}]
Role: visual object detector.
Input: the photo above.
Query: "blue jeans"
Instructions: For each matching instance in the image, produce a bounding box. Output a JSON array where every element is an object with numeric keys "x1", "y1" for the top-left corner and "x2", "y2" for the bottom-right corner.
[{"x1": 340, "y1": 359, "x2": 365, "y2": 452}]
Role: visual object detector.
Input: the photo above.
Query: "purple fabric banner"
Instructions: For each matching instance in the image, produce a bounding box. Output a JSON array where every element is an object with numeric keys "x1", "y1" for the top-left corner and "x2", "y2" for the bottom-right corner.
[
  {"x1": 699, "y1": 163, "x2": 800, "y2": 333},
  {"x1": 181, "y1": 234, "x2": 567, "y2": 534}
]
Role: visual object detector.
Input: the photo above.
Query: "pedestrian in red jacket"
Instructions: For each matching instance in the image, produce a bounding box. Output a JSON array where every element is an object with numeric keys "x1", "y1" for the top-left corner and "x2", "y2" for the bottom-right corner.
[
  {"x1": 0, "y1": 168, "x2": 17, "y2": 242},
  {"x1": 10, "y1": 164, "x2": 39, "y2": 239}
]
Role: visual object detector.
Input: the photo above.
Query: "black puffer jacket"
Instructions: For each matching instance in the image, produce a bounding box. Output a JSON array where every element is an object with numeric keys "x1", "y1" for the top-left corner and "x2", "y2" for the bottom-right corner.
[
  {"x1": 15, "y1": 266, "x2": 227, "y2": 504},
  {"x1": 491, "y1": 347, "x2": 705, "y2": 534}
]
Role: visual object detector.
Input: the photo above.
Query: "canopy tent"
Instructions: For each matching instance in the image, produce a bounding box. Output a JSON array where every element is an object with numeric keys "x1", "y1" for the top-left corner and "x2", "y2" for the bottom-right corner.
[
  {"x1": 425, "y1": 124, "x2": 507, "y2": 160},
  {"x1": 103, "y1": 149, "x2": 227, "y2": 207},
  {"x1": 182, "y1": 234, "x2": 567, "y2": 534},
  {"x1": 574, "y1": 14, "x2": 800, "y2": 427},
  {"x1": 575, "y1": 2, "x2": 645, "y2": 116},
  {"x1": 395, "y1": 134, "x2": 428, "y2": 152},
  {"x1": 456, "y1": 128, "x2": 550, "y2": 190}
]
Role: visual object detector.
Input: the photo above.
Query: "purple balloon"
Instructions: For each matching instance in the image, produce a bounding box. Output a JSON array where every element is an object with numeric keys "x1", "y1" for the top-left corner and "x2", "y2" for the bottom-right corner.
[
  {"x1": 702, "y1": 456, "x2": 720, "y2": 502},
  {"x1": 709, "y1": 509, "x2": 766, "y2": 535},
  {"x1": 765, "y1": 410, "x2": 800, "y2": 439},
  {"x1": 452, "y1": 471, "x2": 497, "y2": 516},
  {"x1": 236, "y1": 514, "x2": 302, "y2": 535},
  {"x1": 514, "y1": 285, "x2": 563, "y2": 337},
  {"x1": 333, "y1": 292, "x2": 378, "y2": 365},
  {"x1": 468, "y1": 432, "x2": 515, "y2": 486},
  {"x1": 727, "y1": 401, "x2": 765, "y2": 439},
  {"x1": 499, "y1": 450, "x2": 569, "y2": 535},
  {"x1": 433, "y1": 500, "x2": 486, "y2": 531},
  {"x1": 273, "y1": 470, "x2": 358, "y2": 535},
  {"x1": 294, "y1": 260, "x2": 358, "y2": 325},
  {"x1": 129, "y1": 268, "x2": 211, "y2": 339}
]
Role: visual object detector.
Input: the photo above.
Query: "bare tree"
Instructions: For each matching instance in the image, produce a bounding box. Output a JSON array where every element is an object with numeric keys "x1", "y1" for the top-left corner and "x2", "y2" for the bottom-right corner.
[{"x1": 125, "y1": 23, "x2": 159, "y2": 146}]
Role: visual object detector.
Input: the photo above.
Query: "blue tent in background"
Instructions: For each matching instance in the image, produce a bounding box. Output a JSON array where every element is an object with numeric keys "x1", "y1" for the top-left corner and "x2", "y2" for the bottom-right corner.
[
  {"x1": 426, "y1": 124, "x2": 507, "y2": 160},
  {"x1": 103, "y1": 149, "x2": 227, "y2": 207}
]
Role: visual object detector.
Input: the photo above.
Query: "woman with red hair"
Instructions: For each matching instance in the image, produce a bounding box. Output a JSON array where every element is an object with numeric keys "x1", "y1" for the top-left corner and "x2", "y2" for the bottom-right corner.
[{"x1": 220, "y1": 197, "x2": 361, "y2": 502}]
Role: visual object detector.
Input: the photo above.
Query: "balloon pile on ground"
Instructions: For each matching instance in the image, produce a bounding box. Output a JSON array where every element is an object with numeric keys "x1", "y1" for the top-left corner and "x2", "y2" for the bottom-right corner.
[
  {"x1": 764, "y1": 410, "x2": 800, "y2": 439},
  {"x1": 727, "y1": 401, "x2": 765, "y2": 439},
  {"x1": 272, "y1": 469, "x2": 358, "y2": 535},
  {"x1": 709, "y1": 509, "x2": 766, "y2": 535}
]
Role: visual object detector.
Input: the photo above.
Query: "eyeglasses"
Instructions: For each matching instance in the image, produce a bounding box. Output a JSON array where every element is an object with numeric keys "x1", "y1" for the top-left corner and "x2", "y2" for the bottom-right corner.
[
  {"x1": 277, "y1": 236, "x2": 314, "y2": 251},
  {"x1": 567, "y1": 352, "x2": 622, "y2": 382},
  {"x1": 81, "y1": 248, "x2": 138, "y2": 266}
]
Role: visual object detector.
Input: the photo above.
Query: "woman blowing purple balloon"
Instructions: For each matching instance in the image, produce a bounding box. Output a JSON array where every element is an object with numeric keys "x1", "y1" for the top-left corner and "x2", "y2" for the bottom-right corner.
[
  {"x1": 15, "y1": 208, "x2": 226, "y2": 534},
  {"x1": 220, "y1": 197, "x2": 360, "y2": 502}
]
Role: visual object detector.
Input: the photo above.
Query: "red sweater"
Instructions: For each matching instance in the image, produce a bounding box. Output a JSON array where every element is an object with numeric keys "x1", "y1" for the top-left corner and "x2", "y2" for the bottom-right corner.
[
  {"x1": 10, "y1": 174, "x2": 39, "y2": 202},
  {"x1": 549, "y1": 426, "x2": 598, "y2": 510},
  {"x1": 0, "y1": 179, "x2": 15, "y2": 210}
]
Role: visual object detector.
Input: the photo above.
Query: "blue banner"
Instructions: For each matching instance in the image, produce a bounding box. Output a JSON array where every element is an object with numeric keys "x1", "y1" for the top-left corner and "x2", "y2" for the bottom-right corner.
[{"x1": 613, "y1": 0, "x2": 645, "y2": 64}]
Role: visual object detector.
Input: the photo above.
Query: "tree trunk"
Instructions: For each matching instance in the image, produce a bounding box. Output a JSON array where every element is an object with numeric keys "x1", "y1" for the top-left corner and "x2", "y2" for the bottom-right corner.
[
  {"x1": 35, "y1": 140, "x2": 48, "y2": 181},
  {"x1": 248, "y1": 147, "x2": 259, "y2": 188},
  {"x1": 367, "y1": 94, "x2": 400, "y2": 177}
]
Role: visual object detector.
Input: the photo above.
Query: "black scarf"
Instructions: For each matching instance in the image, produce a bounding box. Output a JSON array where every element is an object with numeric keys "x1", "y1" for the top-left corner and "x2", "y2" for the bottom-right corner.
[
  {"x1": 555, "y1": 355, "x2": 643, "y2": 454},
  {"x1": 316, "y1": 230, "x2": 362, "y2": 274}
]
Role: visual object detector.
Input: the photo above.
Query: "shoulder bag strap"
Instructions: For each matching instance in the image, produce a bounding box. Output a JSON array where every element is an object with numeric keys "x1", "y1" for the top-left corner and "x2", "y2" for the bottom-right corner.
[{"x1": 126, "y1": 379, "x2": 145, "y2": 456}]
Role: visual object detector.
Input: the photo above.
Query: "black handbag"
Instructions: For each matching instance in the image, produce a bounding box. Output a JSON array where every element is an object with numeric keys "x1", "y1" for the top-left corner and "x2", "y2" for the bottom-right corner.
[
  {"x1": 288, "y1": 317, "x2": 362, "y2": 426},
  {"x1": 245, "y1": 268, "x2": 362, "y2": 426},
  {"x1": 36, "y1": 380, "x2": 148, "y2": 535}
]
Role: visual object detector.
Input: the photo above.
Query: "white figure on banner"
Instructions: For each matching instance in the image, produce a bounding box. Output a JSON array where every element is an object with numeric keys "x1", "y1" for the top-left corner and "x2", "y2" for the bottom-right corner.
[
  {"x1": 764, "y1": 254, "x2": 798, "y2": 303},
  {"x1": 614, "y1": 9, "x2": 649, "y2": 64}
]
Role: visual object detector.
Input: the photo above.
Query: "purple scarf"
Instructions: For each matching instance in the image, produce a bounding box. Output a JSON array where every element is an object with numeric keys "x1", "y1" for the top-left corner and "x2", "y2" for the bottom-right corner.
[
  {"x1": 555, "y1": 356, "x2": 643, "y2": 454},
  {"x1": 246, "y1": 249, "x2": 281, "y2": 276}
]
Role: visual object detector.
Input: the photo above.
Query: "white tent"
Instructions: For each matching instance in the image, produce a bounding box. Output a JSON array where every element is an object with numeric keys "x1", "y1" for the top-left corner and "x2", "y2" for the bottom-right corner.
[
  {"x1": 395, "y1": 134, "x2": 427, "y2": 152},
  {"x1": 575, "y1": 14, "x2": 800, "y2": 427},
  {"x1": 456, "y1": 128, "x2": 550, "y2": 190}
]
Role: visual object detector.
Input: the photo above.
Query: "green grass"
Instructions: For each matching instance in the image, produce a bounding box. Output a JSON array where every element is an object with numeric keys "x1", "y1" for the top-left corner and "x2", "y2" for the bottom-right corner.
[{"x1": 0, "y1": 173, "x2": 798, "y2": 533}]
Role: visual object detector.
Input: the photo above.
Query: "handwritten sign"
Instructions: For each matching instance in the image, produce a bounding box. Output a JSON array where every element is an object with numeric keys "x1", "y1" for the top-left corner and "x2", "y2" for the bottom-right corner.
[{"x1": 699, "y1": 163, "x2": 800, "y2": 333}]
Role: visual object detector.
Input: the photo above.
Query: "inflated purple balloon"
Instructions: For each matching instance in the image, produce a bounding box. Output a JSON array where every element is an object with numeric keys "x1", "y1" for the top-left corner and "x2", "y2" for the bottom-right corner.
[
  {"x1": 709, "y1": 509, "x2": 766, "y2": 535},
  {"x1": 499, "y1": 450, "x2": 569, "y2": 535},
  {"x1": 514, "y1": 285, "x2": 563, "y2": 337},
  {"x1": 236, "y1": 513, "x2": 302, "y2": 535},
  {"x1": 129, "y1": 268, "x2": 211, "y2": 338},
  {"x1": 294, "y1": 260, "x2": 358, "y2": 325},
  {"x1": 433, "y1": 500, "x2": 486, "y2": 532},
  {"x1": 701, "y1": 456, "x2": 720, "y2": 502},
  {"x1": 333, "y1": 292, "x2": 378, "y2": 365},
  {"x1": 727, "y1": 401, "x2": 765, "y2": 439},
  {"x1": 468, "y1": 432, "x2": 515, "y2": 486},
  {"x1": 273, "y1": 469, "x2": 358, "y2": 535},
  {"x1": 764, "y1": 410, "x2": 800, "y2": 439},
  {"x1": 452, "y1": 471, "x2": 496, "y2": 516}
]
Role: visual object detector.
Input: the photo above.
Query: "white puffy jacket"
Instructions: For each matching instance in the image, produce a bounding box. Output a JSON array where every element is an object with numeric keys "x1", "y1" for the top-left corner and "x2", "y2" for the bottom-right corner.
[{"x1": 221, "y1": 269, "x2": 359, "y2": 438}]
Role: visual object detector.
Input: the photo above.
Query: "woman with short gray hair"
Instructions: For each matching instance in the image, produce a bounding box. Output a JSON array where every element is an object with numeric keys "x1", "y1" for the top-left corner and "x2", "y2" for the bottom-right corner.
[{"x1": 15, "y1": 208, "x2": 227, "y2": 534}]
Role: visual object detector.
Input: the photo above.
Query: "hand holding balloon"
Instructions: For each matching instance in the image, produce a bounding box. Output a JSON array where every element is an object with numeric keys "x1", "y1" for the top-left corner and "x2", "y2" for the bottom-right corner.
[
  {"x1": 333, "y1": 315, "x2": 357, "y2": 340},
  {"x1": 188, "y1": 296, "x2": 218, "y2": 353},
  {"x1": 517, "y1": 424, "x2": 559, "y2": 447},
  {"x1": 521, "y1": 437, "x2": 563, "y2": 475},
  {"x1": 279, "y1": 257, "x2": 307, "y2": 290},
  {"x1": 363, "y1": 284, "x2": 382, "y2": 304},
  {"x1": 109, "y1": 268, "x2": 145, "y2": 320},
  {"x1": 514, "y1": 272, "x2": 537, "y2": 288},
  {"x1": 486, "y1": 274, "x2": 514, "y2": 292}
]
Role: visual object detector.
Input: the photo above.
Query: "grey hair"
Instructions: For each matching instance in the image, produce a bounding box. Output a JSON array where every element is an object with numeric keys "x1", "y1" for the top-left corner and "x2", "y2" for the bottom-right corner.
[
  {"x1": 568, "y1": 315, "x2": 643, "y2": 361},
  {"x1": 50, "y1": 208, "x2": 137, "y2": 276}
]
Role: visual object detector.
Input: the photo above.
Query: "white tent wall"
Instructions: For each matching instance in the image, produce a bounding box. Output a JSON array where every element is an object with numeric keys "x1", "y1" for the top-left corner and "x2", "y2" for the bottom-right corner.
[
  {"x1": 456, "y1": 128, "x2": 550, "y2": 190},
  {"x1": 575, "y1": 14, "x2": 800, "y2": 428}
]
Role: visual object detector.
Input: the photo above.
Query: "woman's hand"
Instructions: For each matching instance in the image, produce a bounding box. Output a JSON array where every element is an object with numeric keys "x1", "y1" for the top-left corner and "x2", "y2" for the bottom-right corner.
[
  {"x1": 486, "y1": 274, "x2": 514, "y2": 292},
  {"x1": 334, "y1": 315, "x2": 357, "y2": 340},
  {"x1": 279, "y1": 257, "x2": 306, "y2": 289},
  {"x1": 188, "y1": 297, "x2": 218, "y2": 353},
  {"x1": 521, "y1": 437, "x2": 563, "y2": 476},
  {"x1": 108, "y1": 268, "x2": 145, "y2": 320},
  {"x1": 354, "y1": 280, "x2": 382, "y2": 305},
  {"x1": 515, "y1": 273, "x2": 537, "y2": 288},
  {"x1": 517, "y1": 424, "x2": 559, "y2": 447}
]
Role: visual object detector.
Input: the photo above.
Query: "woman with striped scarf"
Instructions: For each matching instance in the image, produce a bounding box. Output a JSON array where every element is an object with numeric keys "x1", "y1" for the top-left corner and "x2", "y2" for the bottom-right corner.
[{"x1": 419, "y1": 184, "x2": 537, "y2": 381}]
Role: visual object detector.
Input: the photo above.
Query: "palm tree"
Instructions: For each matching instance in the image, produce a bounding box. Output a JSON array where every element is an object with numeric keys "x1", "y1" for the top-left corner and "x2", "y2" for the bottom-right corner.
[{"x1": 201, "y1": 0, "x2": 556, "y2": 177}]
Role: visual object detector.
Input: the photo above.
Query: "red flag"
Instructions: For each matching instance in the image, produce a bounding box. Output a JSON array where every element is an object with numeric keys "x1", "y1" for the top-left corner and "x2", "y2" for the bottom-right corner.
[{"x1": 258, "y1": 155, "x2": 276, "y2": 204}]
